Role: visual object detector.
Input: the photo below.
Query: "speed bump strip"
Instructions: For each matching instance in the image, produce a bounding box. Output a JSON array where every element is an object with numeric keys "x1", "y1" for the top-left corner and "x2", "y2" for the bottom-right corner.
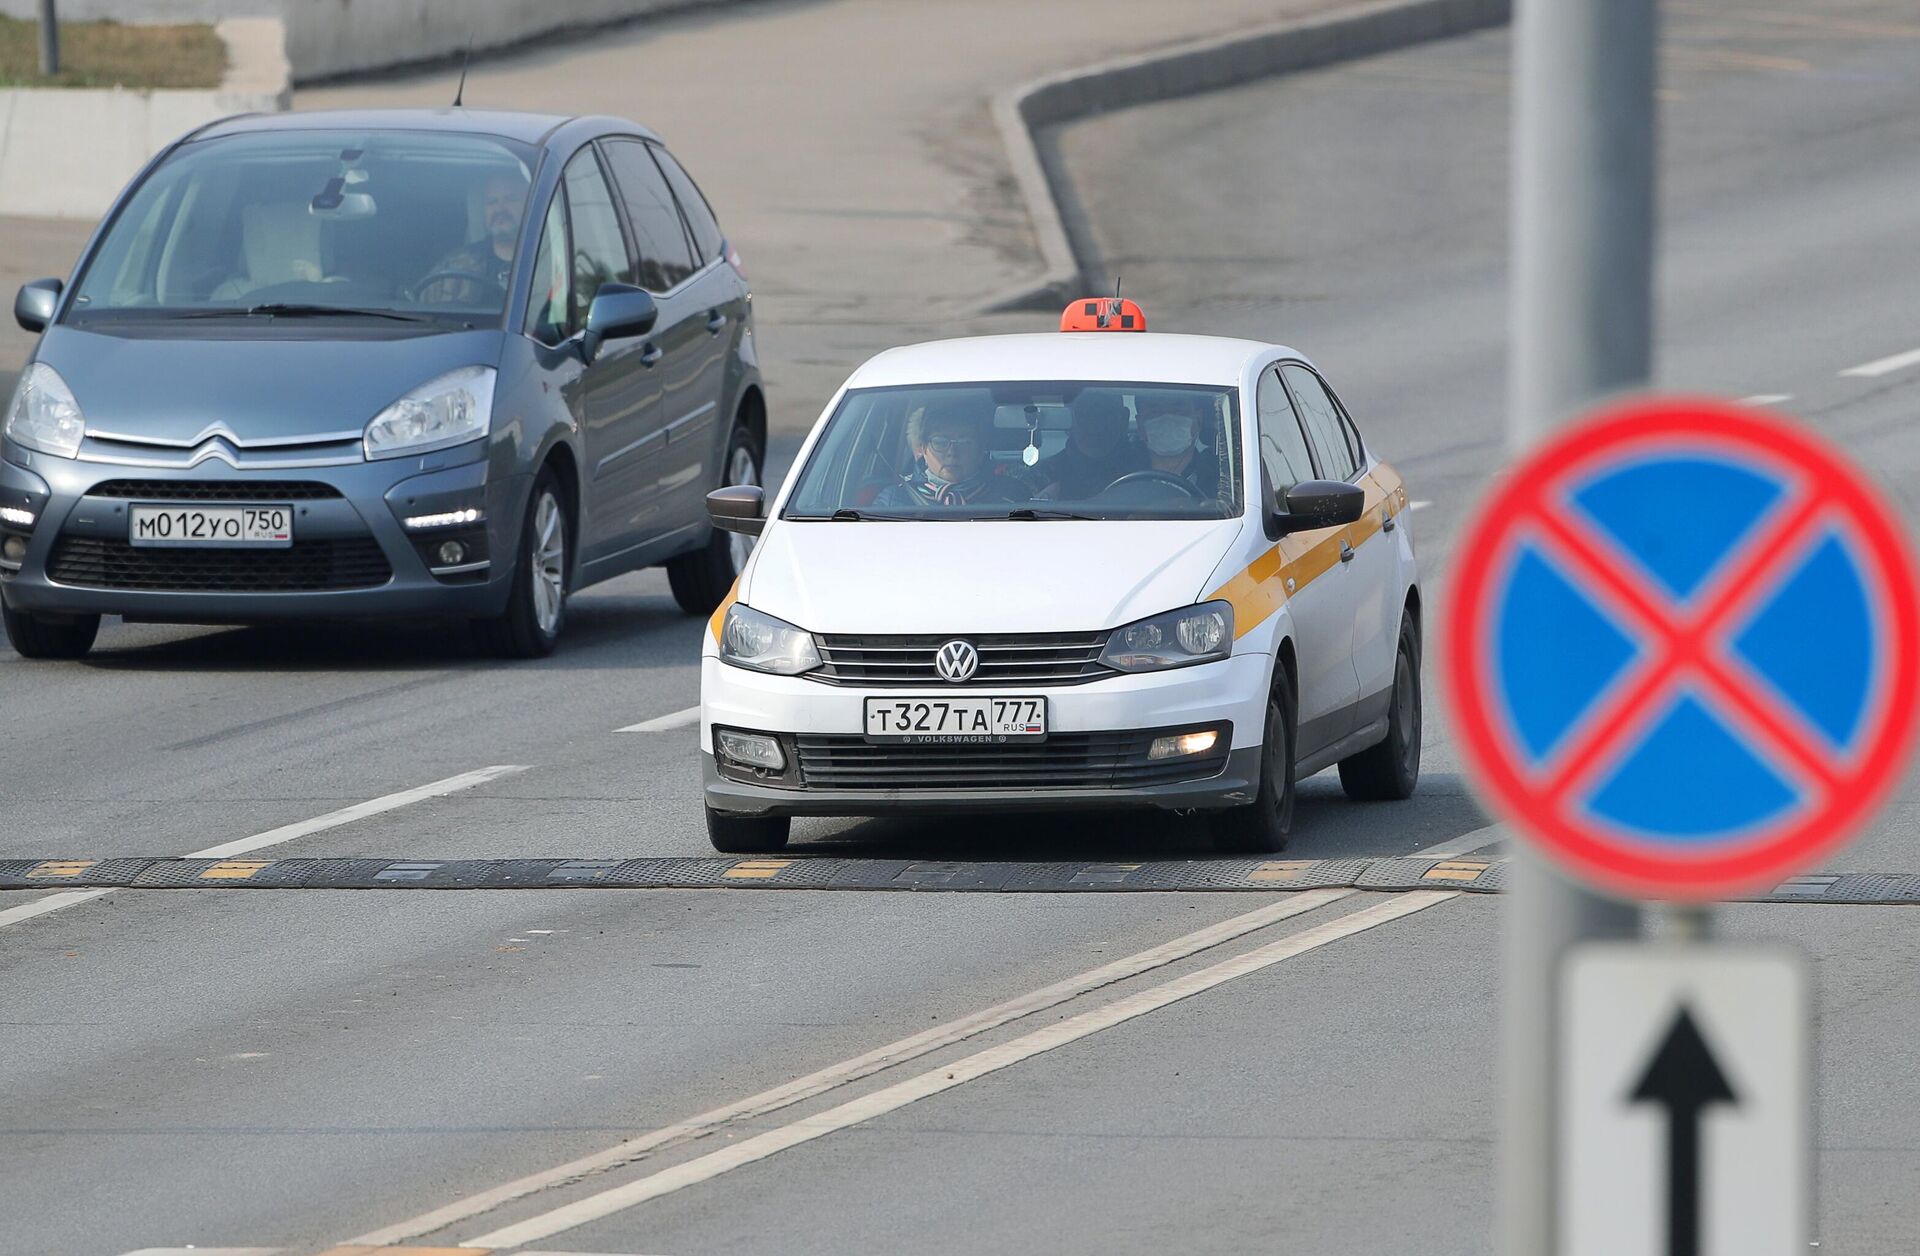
[{"x1": 20, "y1": 858, "x2": 1920, "y2": 900}]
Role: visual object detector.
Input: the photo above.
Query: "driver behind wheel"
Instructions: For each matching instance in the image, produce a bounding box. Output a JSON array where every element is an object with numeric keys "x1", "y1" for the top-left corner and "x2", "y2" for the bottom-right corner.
[
  {"x1": 417, "y1": 170, "x2": 528, "y2": 304},
  {"x1": 1139, "y1": 391, "x2": 1224, "y2": 500},
  {"x1": 873, "y1": 398, "x2": 1021, "y2": 508},
  {"x1": 1038, "y1": 390, "x2": 1143, "y2": 499}
]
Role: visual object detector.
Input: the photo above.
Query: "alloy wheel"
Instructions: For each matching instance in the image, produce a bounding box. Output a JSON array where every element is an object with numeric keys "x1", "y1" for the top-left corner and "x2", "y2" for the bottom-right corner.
[
  {"x1": 531, "y1": 490, "x2": 566, "y2": 636},
  {"x1": 726, "y1": 442, "x2": 759, "y2": 574}
]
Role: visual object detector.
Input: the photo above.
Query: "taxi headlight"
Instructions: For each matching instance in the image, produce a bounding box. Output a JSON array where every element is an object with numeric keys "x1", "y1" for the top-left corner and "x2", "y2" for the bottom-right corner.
[
  {"x1": 363, "y1": 365, "x2": 495, "y2": 460},
  {"x1": 720, "y1": 604, "x2": 822, "y2": 676},
  {"x1": 4, "y1": 363, "x2": 85, "y2": 459},
  {"x1": 1100, "y1": 602, "x2": 1233, "y2": 672}
]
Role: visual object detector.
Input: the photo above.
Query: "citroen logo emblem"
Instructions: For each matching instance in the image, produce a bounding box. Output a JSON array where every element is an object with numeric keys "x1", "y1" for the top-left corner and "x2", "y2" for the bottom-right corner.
[{"x1": 935, "y1": 639, "x2": 979, "y2": 683}]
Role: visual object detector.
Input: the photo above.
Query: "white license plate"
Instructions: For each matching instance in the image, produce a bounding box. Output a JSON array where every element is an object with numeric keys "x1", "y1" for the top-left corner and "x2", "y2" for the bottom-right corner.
[
  {"x1": 129, "y1": 503, "x2": 294, "y2": 548},
  {"x1": 863, "y1": 696, "x2": 1047, "y2": 743}
]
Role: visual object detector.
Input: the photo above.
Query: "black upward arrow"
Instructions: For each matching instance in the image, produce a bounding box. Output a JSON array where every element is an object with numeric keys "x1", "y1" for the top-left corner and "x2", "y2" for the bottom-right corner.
[{"x1": 1629, "y1": 1006, "x2": 1739, "y2": 1256}]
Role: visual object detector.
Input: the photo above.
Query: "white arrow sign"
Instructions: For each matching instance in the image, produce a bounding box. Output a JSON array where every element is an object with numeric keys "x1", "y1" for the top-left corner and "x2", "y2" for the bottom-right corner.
[{"x1": 1559, "y1": 943, "x2": 1809, "y2": 1256}]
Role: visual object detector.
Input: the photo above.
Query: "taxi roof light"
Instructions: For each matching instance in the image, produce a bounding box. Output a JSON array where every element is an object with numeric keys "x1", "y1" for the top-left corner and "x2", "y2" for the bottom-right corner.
[{"x1": 1060, "y1": 296, "x2": 1146, "y2": 332}]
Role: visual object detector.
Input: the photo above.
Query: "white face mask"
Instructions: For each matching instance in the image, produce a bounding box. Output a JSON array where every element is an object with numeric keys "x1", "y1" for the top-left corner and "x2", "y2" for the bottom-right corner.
[{"x1": 1143, "y1": 415, "x2": 1194, "y2": 456}]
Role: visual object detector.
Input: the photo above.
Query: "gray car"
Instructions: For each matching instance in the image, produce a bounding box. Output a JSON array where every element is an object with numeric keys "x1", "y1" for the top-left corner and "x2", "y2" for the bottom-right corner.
[{"x1": 0, "y1": 108, "x2": 764, "y2": 659}]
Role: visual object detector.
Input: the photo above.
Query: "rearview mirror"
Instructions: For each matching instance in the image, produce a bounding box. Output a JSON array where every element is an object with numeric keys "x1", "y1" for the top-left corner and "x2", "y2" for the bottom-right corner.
[
  {"x1": 580, "y1": 283, "x2": 658, "y2": 363},
  {"x1": 707, "y1": 484, "x2": 765, "y2": 537},
  {"x1": 1272, "y1": 479, "x2": 1364, "y2": 534},
  {"x1": 14, "y1": 278, "x2": 60, "y2": 333}
]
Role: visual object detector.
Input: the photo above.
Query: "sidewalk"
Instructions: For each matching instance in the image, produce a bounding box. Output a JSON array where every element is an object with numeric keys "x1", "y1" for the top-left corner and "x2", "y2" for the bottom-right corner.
[{"x1": 5, "y1": 0, "x2": 1350, "y2": 429}]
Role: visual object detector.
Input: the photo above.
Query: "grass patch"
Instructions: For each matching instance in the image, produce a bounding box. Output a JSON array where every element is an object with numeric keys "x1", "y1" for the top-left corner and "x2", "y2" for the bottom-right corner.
[{"x1": 0, "y1": 16, "x2": 225, "y2": 89}]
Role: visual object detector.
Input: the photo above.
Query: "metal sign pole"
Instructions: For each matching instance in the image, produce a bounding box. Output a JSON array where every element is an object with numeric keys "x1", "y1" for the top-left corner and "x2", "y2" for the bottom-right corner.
[
  {"x1": 38, "y1": 0, "x2": 58, "y2": 77},
  {"x1": 1499, "y1": 0, "x2": 1658, "y2": 1251}
]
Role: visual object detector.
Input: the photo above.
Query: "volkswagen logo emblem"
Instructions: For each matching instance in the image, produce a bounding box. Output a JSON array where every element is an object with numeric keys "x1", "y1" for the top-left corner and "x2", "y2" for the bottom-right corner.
[{"x1": 934, "y1": 639, "x2": 979, "y2": 683}]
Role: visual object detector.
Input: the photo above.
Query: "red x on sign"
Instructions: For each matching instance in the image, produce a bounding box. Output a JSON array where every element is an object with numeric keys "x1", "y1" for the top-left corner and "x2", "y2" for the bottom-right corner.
[{"x1": 1444, "y1": 397, "x2": 1920, "y2": 899}]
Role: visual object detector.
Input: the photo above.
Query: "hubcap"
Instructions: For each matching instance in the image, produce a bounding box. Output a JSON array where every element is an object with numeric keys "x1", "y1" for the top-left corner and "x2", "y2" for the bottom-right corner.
[
  {"x1": 726, "y1": 443, "x2": 759, "y2": 573},
  {"x1": 1394, "y1": 654, "x2": 1419, "y2": 761},
  {"x1": 531, "y1": 491, "x2": 565, "y2": 636}
]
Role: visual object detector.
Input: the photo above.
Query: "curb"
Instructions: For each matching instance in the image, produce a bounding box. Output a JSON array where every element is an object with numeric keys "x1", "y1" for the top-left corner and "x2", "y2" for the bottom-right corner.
[{"x1": 983, "y1": 0, "x2": 1513, "y2": 313}]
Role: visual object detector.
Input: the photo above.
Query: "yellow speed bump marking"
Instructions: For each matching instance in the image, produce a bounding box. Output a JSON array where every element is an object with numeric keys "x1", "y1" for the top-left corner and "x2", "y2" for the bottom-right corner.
[
  {"x1": 26, "y1": 860, "x2": 95, "y2": 880},
  {"x1": 201, "y1": 859, "x2": 271, "y2": 880},
  {"x1": 1249, "y1": 860, "x2": 1316, "y2": 883},
  {"x1": 1423, "y1": 860, "x2": 1491, "y2": 883},
  {"x1": 723, "y1": 859, "x2": 793, "y2": 880}
]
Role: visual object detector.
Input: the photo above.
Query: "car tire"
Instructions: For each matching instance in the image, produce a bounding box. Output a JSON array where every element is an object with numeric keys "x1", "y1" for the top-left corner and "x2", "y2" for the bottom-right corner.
[
  {"x1": 473, "y1": 469, "x2": 570, "y2": 659},
  {"x1": 705, "y1": 805, "x2": 791, "y2": 854},
  {"x1": 668, "y1": 420, "x2": 762, "y2": 616},
  {"x1": 1338, "y1": 616, "x2": 1422, "y2": 802},
  {"x1": 2, "y1": 601, "x2": 100, "y2": 660},
  {"x1": 1210, "y1": 666, "x2": 1297, "y2": 854}
]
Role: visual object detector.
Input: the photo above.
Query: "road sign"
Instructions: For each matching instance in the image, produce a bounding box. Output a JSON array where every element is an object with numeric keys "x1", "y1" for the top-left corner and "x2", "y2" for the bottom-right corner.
[
  {"x1": 1445, "y1": 396, "x2": 1920, "y2": 898},
  {"x1": 1560, "y1": 944, "x2": 1807, "y2": 1256}
]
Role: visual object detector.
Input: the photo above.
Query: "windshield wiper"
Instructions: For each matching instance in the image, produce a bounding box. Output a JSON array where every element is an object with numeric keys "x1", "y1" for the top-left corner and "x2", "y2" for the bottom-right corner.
[
  {"x1": 1006, "y1": 507, "x2": 1099, "y2": 521},
  {"x1": 175, "y1": 303, "x2": 433, "y2": 323}
]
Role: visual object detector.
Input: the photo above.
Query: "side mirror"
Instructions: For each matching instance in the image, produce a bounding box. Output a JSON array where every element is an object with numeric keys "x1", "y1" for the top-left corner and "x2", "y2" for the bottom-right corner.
[
  {"x1": 579, "y1": 283, "x2": 658, "y2": 363},
  {"x1": 707, "y1": 484, "x2": 765, "y2": 537},
  {"x1": 15, "y1": 279, "x2": 61, "y2": 333},
  {"x1": 1272, "y1": 479, "x2": 1364, "y2": 534}
]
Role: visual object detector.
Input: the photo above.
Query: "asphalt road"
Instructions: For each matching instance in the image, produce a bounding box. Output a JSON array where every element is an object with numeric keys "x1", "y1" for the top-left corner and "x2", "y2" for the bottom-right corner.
[{"x1": 5, "y1": 2, "x2": 1920, "y2": 1253}]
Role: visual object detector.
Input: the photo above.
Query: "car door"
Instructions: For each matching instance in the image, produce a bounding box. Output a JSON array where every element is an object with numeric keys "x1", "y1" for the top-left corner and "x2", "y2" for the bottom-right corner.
[
  {"x1": 600, "y1": 138, "x2": 714, "y2": 543},
  {"x1": 1283, "y1": 363, "x2": 1393, "y2": 733},
  {"x1": 560, "y1": 145, "x2": 670, "y2": 563},
  {"x1": 1258, "y1": 365, "x2": 1359, "y2": 754}
]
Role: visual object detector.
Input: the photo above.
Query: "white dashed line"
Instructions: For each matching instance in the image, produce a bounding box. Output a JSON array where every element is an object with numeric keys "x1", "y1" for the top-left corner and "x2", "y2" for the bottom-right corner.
[
  {"x1": 1840, "y1": 347, "x2": 1920, "y2": 379},
  {"x1": 616, "y1": 704, "x2": 701, "y2": 734},
  {"x1": 1409, "y1": 500, "x2": 1432, "y2": 511},
  {"x1": 1739, "y1": 394, "x2": 1793, "y2": 406}
]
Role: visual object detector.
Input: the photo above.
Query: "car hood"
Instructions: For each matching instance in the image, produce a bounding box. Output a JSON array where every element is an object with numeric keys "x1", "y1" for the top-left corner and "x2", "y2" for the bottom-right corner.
[
  {"x1": 741, "y1": 517, "x2": 1248, "y2": 634},
  {"x1": 33, "y1": 326, "x2": 505, "y2": 444}
]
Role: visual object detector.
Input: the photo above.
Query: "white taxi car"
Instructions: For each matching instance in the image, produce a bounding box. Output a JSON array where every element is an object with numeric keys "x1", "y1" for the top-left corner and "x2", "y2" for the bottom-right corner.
[{"x1": 697, "y1": 299, "x2": 1420, "y2": 853}]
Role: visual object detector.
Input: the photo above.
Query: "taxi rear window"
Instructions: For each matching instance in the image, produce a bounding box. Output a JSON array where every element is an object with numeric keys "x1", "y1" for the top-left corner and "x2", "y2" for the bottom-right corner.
[{"x1": 783, "y1": 381, "x2": 1244, "y2": 522}]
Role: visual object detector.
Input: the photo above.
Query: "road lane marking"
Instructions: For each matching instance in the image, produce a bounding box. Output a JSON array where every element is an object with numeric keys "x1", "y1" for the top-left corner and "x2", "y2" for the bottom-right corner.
[
  {"x1": 350, "y1": 829, "x2": 1496, "y2": 1246},
  {"x1": 465, "y1": 890, "x2": 1457, "y2": 1250},
  {"x1": 0, "y1": 766, "x2": 528, "y2": 930},
  {"x1": 1410, "y1": 500, "x2": 1432, "y2": 511},
  {"x1": 1840, "y1": 347, "x2": 1920, "y2": 379},
  {"x1": 1739, "y1": 394, "x2": 1793, "y2": 406},
  {"x1": 616, "y1": 705, "x2": 700, "y2": 734}
]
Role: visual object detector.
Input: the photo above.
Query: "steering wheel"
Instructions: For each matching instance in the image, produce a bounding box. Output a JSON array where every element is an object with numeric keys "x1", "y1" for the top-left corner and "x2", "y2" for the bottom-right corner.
[
  {"x1": 1097, "y1": 469, "x2": 1209, "y2": 502},
  {"x1": 409, "y1": 270, "x2": 507, "y2": 304}
]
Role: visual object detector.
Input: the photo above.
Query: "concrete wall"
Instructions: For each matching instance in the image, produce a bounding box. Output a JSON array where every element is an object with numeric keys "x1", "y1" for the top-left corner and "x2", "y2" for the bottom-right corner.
[
  {"x1": 0, "y1": 0, "x2": 749, "y2": 81},
  {"x1": 0, "y1": 18, "x2": 288, "y2": 219}
]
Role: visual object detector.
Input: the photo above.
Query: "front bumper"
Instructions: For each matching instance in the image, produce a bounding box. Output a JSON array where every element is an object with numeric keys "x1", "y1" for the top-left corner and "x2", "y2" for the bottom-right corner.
[
  {"x1": 699, "y1": 650, "x2": 1272, "y2": 817},
  {"x1": 0, "y1": 444, "x2": 527, "y2": 622}
]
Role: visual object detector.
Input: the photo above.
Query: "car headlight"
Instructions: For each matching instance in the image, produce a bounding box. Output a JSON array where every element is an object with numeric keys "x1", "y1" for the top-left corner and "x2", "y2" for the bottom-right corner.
[
  {"x1": 4, "y1": 363, "x2": 85, "y2": 459},
  {"x1": 1100, "y1": 601, "x2": 1235, "y2": 672},
  {"x1": 720, "y1": 603, "x2": 822, "y2": 675},
  {"x1": 363, "y1": 365, "x2": 495, "y2": 460}
]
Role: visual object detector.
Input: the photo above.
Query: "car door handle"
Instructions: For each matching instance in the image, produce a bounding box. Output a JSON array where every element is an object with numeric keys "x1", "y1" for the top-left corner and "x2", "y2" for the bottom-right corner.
[
  {"x1": 1339, "y1": 540, "x2": 1356, "y2": 563},
  {"x1": 639, "y1": 342, "x2": 664, "y2": 367},
  {"x1": 705, "y1": 310, "x2": 728, "y2": 334}
]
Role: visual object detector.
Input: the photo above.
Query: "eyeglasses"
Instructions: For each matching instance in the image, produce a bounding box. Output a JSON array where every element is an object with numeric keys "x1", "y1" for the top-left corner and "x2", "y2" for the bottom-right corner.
[{"x1": 925, "y1": 436, "x2": 980, "y2": 454}]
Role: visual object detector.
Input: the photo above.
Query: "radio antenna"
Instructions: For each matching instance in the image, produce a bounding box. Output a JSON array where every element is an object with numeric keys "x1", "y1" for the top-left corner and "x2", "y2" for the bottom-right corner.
[{"x1": 452, "y1": 34, "x2": 474, "y2": 107}]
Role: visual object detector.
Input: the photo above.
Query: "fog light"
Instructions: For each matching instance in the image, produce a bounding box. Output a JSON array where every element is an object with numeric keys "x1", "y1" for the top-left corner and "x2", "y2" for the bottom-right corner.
[
  {"x1": 717, "y1": 729, "x2": 786, "y2": 771},
  {"x1": 435, "y1": 540, "x2": 467, "y2": 566},
  {"x1": 0, "y1": 506, "x2": 33, "y2": 528},
  {"x1": 405, "y1": 507, "x2": 482, "y2": 530},
  {"x1": 1, "y1": 535, "x2": 25, "y2": 563},
  {"x1": 1149, "y1": 729, "x2": 1219, "y2": 760}
]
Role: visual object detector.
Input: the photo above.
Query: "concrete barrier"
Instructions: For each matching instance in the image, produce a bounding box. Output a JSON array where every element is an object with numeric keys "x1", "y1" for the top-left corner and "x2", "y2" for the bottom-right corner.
[{"x1": 0, "y1": 17, "x2": 289, "y2": 220}]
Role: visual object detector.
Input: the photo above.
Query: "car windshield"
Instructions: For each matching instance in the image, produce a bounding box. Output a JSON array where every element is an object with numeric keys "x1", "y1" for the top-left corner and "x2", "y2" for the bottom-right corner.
[
  {"x1": 66, "y1": 129, "x2": 539, "y2": 327},
  {"x1": 783, "y1": 381, "x2": 1245, "y2": 521}
]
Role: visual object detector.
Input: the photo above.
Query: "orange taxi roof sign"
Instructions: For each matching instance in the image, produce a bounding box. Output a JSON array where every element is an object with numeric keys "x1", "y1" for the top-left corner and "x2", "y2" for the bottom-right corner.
[{"x1": 1060, "y1": 297, "x2": 1146, "y2": 332}]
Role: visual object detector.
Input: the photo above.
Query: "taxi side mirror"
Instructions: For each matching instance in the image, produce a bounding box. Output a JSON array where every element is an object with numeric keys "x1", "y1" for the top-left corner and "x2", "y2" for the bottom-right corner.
[
  {"x1": 1271, "y1": 480, "x2": 1364, "y2": 535},
  {"x1": 15, "y1": 278, "x2": 60, "y2": 333},
  {"x1": 708, "y1": 484, "x2": 765, "y2": 536}
]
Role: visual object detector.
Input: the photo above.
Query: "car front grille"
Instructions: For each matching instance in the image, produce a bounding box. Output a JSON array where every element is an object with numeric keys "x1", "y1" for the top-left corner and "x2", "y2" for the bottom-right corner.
[
  {"x1": 812, "y1": 632, "x2": 1113, "y2": 686},
  {"x1": 88, "y1": 480, "x2": 343, "y2": 501},
  {"x1": 47, "y1": 536, "x2": 392, "y2": 592},
  {"x1": 792, "y1": 731, "x2": 1229, "y2": 791}
]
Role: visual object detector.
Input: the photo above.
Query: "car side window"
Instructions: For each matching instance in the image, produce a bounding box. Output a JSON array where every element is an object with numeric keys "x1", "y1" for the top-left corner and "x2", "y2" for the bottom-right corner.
[
  {"x1": 1282, "y1": 364, "x2": 1358, "y2": 481},
  {"x1": 562, "y1": 149, "x2": 633, "y2": 334},
  {"x1": 651, "y1": 145, "x2": 726, "y2": 264},
  {"x1": 525, "y1": 191, "x2": 570, "y2": 345},
  {"x1": 1255, "y1": 367, "x2": 1316, "y2": 496},
  {"x1": 600, "y1": 139, "x2": 697, "y2": 291}
]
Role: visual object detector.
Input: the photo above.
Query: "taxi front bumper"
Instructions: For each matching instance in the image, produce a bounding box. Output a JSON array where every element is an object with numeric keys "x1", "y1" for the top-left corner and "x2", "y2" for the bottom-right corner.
[{"x1": 699, "y1": 651, "x2": 1271, "y2": 817}]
